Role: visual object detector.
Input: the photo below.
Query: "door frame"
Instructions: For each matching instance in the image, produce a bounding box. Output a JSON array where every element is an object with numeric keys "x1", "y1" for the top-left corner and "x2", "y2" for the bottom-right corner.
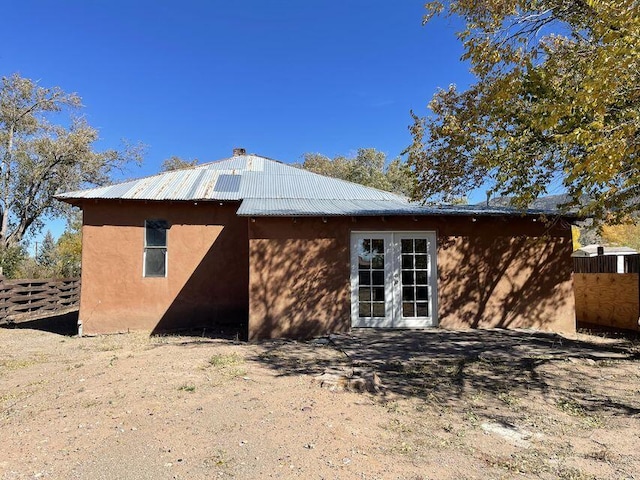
[{"x1": 350, "y1": 231, "x2": 438, "y2": 328}]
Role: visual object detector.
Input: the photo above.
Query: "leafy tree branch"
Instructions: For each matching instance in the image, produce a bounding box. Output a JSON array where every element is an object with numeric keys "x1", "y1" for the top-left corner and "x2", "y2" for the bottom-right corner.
[
  {"x1": 0, "y1": 73, "x2": 143, "y2": 247},
  {"x1": 408, "y1": 0, "x2": 640, "y2": 224}
]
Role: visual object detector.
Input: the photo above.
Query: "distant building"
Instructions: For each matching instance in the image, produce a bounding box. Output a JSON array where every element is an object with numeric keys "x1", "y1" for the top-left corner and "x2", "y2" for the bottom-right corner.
[{"x1": 572, "y1": 245, "x2": 639, "y2": 273}]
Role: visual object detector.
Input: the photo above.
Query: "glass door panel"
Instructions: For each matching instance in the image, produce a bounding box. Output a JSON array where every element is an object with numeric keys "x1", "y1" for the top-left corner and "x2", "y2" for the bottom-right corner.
[
  {"x1": 394, "y1": 233, "x2": 436, "y2": 327},
  {"x1": 351, "y1": 233, "x2": 393, "y2": 327},
  {"x1": 351, "y1": 232, "x2": 436, "y2": 328}
]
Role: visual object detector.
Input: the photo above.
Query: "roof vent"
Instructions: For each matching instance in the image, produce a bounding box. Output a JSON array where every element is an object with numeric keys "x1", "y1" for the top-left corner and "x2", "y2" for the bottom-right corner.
[{"x1": 233, "y1": 147, "x2": 246, "y2": 156}]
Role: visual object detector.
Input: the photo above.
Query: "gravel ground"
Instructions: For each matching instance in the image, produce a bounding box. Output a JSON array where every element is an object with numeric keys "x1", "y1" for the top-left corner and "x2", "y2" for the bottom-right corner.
[{"x1": 1, "y1": 319, "x2": 639, "y2": 479}]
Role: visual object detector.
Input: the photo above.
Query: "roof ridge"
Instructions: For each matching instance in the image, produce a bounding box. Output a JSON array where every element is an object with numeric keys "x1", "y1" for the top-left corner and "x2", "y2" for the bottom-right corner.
[{"x1": 56, "y1": 152, "x2": 410, "y2": 206}]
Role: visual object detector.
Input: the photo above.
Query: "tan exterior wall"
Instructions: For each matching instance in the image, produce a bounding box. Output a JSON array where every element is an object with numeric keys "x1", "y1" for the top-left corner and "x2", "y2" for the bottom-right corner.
[
  {"x1": 436, "y1": 218, "x2": 575, "y2": 333},
  {"x1": 248, "y1": 219, "x2": 351, "y2": 340},
  {"x1": 79, "y1": 201, "x2": 248, "y2": 334},
  {"x1": 79, "y1": 201, "x2": 575, "y2": 339},
  {"x1": 248, "y1": 215, "x2": 576, "y2": 340}
]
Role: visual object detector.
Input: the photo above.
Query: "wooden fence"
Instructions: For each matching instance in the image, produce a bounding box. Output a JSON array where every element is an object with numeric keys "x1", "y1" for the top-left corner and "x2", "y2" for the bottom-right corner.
[
  {"x1": 573, "y1": 254, "x2": 640, "y2": 274},
  {"x1": 574, "y1": 273, "x2": 639, "y2": 331},
  {"x1": 0, "y1": 278, "x2": 80, "y2": 324},
  {"x1": 573, "y1": 253, "x2": 640, "y2": 332}
]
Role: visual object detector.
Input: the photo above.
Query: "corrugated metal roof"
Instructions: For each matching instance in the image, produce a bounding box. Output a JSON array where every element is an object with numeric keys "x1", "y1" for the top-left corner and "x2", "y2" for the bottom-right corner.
[
  {"x1": 239, "y1": 172, "x2": 399, "y2": 201},
  {"x1": 237, "y1": 199, "x2": 409, "y2": 216},
  {"x1": 237, "y1": 198, "x2": 558, "y2": 217},
  {"x1": 57, "y1": 153, "x2": 562, "y2": 217},
  {"x1": 572, "y1": 245, "x2": 638, "y2": 257},
  {"x1": 57, "y1": 154, "x2": 405, "y2": 203}
]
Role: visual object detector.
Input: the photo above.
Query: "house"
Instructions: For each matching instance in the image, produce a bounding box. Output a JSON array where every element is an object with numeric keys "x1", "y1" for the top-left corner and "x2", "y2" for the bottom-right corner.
[
  {"x1": 572, "y1": 244, "x2": 638, "y2": 274},
  {"x1": 56, "y1": 149, "x2": 576, "y2": 340}
]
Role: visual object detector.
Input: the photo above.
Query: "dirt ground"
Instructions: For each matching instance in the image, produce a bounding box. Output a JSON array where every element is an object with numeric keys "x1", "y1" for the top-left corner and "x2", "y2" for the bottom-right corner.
[{"x1": 1, "y1": 316, "x2": 639, "y2": 480}]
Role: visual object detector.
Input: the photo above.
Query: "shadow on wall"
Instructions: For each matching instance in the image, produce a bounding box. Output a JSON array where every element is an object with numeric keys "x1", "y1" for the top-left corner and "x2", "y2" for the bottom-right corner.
[
  {"x1": 438, "y1": 232, "x2": 574, "y2": 330},
  {"x1": 150, "y1": 223, "x2": 249, "y2": 339},
  {"x1": 249, "y1": 236, "x2": 350, "y2": 340}
]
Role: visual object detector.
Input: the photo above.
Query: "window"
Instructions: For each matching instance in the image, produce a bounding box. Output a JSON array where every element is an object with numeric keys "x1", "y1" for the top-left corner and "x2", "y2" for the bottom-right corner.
[{"x1": 144, "y1": 220, "x2": 168, "y2": 277}]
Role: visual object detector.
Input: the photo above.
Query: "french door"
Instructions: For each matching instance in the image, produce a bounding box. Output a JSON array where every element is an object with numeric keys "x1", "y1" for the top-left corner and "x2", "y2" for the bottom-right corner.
[{"x1": 350, "y1": 232, "x2": 438, "y2": 328}]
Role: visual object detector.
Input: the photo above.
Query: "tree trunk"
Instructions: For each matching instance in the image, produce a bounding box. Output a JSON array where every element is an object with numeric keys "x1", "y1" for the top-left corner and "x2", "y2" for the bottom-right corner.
[{"x1": 0, "y1": 124, "x2": 14, "y2": 248}]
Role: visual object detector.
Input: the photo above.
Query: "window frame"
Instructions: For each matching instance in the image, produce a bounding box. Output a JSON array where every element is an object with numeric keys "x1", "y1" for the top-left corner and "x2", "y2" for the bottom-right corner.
[{"x1": 143, "y1": 219, "x2": 168, "y2": 278}]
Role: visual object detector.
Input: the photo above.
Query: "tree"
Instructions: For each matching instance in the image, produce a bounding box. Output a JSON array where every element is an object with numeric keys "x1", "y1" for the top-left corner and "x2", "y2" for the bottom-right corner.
[
  {"x1": 9, "y1": 215, "x2": 83, "y2": 279},
  {"x1": 571, "y1": 225, "x2": 582, "y2": 251},
  {"x1": 36, "y1": 230, "x2": 56, "y2": 270},
  {"x1": 0, "y1": 73, "x2": 143, "y2": 248},
  {"x1": 601, "y1": 223, "x2": 640, "y2": 251},
  {"x1": 301, "y1": 148, "x2": 415, "y2": 196},
  {"x1": 385, "y1": 158, "x2": 417, "y2": 199},
  {"x1": 0, "y1": 243, "x2": 26, "y2": 278},
  {"x1": 55, "y1": 213, "x2": 82, "y2": 277},
  {"x1": 406, "y1": 0, "x2": 640, "y2": 224},
  {"x1": 161, "y1": 155, "x2": 199, "y2": 171}
]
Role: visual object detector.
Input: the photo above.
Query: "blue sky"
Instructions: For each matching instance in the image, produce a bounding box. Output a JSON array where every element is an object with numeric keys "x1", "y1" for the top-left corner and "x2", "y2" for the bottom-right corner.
[{"x1": 1, "y1": 1, "x2": 474, "y2": 241}]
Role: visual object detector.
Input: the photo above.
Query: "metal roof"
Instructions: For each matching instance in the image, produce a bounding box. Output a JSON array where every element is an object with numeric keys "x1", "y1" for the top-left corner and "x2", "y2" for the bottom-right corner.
[
  {"x1": 57, "y1": 154, "x2": 401, "y2": 203},
  {"x1": 236, "y1": 198, "x2": 559, "y2": 217},
  {"x1": 57, "y1": 153, "x2": 561, "y2": 217},
  {"x1": 571, "y1": 245, "x2": 638, "y2": 257}
]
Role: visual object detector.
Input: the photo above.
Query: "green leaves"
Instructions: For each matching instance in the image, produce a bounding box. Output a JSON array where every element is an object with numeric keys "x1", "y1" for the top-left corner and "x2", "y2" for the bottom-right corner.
[
  {"x1": 301, "y1": 148, "x2": 416, "y2": 197},
  {"x1": 0, "y1": 73, "x2": 143, "y2": 247},
  {"x1": 409, "y1": 0, "x2": 640, "y2": 224}
]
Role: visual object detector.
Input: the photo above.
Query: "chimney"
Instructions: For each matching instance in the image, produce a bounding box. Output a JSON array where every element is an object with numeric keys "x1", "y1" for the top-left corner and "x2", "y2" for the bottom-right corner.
[{"x1": 233, "y1": 147, "x2": 246, "y2": 156}]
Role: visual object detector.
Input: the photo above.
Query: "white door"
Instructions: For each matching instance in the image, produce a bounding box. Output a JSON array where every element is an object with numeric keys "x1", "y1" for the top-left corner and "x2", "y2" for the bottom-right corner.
[{"x1": 350, "y1": 232, "x2": 438, "y2": 328}]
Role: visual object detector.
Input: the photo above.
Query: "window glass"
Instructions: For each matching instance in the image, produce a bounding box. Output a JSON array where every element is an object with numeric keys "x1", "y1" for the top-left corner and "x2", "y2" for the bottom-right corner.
[
  {"x1": 358, "y1": 271, "x2": 371, "y2": 286},
  {"x1": 414, "y1": 239, "x2": 427, "y2": 253},
  {"x1": 144, "y1": 219, "x2": 168, "y2": 277},
  {"x1": 403, "y1": 302, "x2": 415, "y2": 317},
  {"x1": 359, "y1": 302, "x2": 372, "y2": 317},
  {"x1": 358, "y1": 288, "x2": 371, "y2": 301},
  {"x1": 416, "y1": 302, "x2": 429, "y2": 317},
  {"x1": 402, "y1": 287, "x2": 414, "y2": 301},
  {"x1": 371, "y1": 254, "x2": 384, "y2": 269},
  {"x1": 357, "y1": 236, "x2": 387, "y2": 318},
  {"x1": 372, "y1": 303, "x2": 385, "y2": 316},
  {"x1": 402, "y1": 255, "x2": 413, "y2": 269},
  {"x1": 416, "y1": 271, "x2": 428, "y2": 284},
  {"x1": 372, "y1": 271, "x2": 385, "y2": 286},
  {"x1": 145, "y1": 220, "x2": 168, "y2": 247},
  {"x1": 145, "y1": 249, "x2": 166, "y2": 277},
  {"x1": 415, "y1": 256, "x2": 428, "y2": 269}
]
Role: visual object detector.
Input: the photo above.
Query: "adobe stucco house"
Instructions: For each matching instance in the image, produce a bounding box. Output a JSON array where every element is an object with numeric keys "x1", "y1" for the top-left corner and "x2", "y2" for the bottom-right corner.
[{"x1": 57, "y1": 150, "x2": 576, "y2": 340}]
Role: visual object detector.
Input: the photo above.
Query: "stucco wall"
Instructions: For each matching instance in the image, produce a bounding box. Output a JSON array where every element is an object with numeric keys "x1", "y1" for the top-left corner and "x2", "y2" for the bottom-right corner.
[
  {"x1": 79, "y1": 202, "x2": 575, "y2": 339},
  {"x1": 248, "y1": 219, "x2": 351, "y2": 340},
  {"x1": 248, "y1": 215, "x2": 575, "y2": 340},
  {"x1": 435, "y1": 217, "x2": 575, "y2": 333},
  {"x1": 79, "y1": 201, "x2": 248, "y2": 334}
]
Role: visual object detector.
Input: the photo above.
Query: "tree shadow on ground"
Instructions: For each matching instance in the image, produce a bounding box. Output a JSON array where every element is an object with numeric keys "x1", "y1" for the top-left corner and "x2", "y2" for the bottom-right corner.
[
  {"x1": 1, "y1": 311, "x2": 79, "y2": 336},
  {"x1": 251, "y1": 329, "x2": 640, "y2": 417}
]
